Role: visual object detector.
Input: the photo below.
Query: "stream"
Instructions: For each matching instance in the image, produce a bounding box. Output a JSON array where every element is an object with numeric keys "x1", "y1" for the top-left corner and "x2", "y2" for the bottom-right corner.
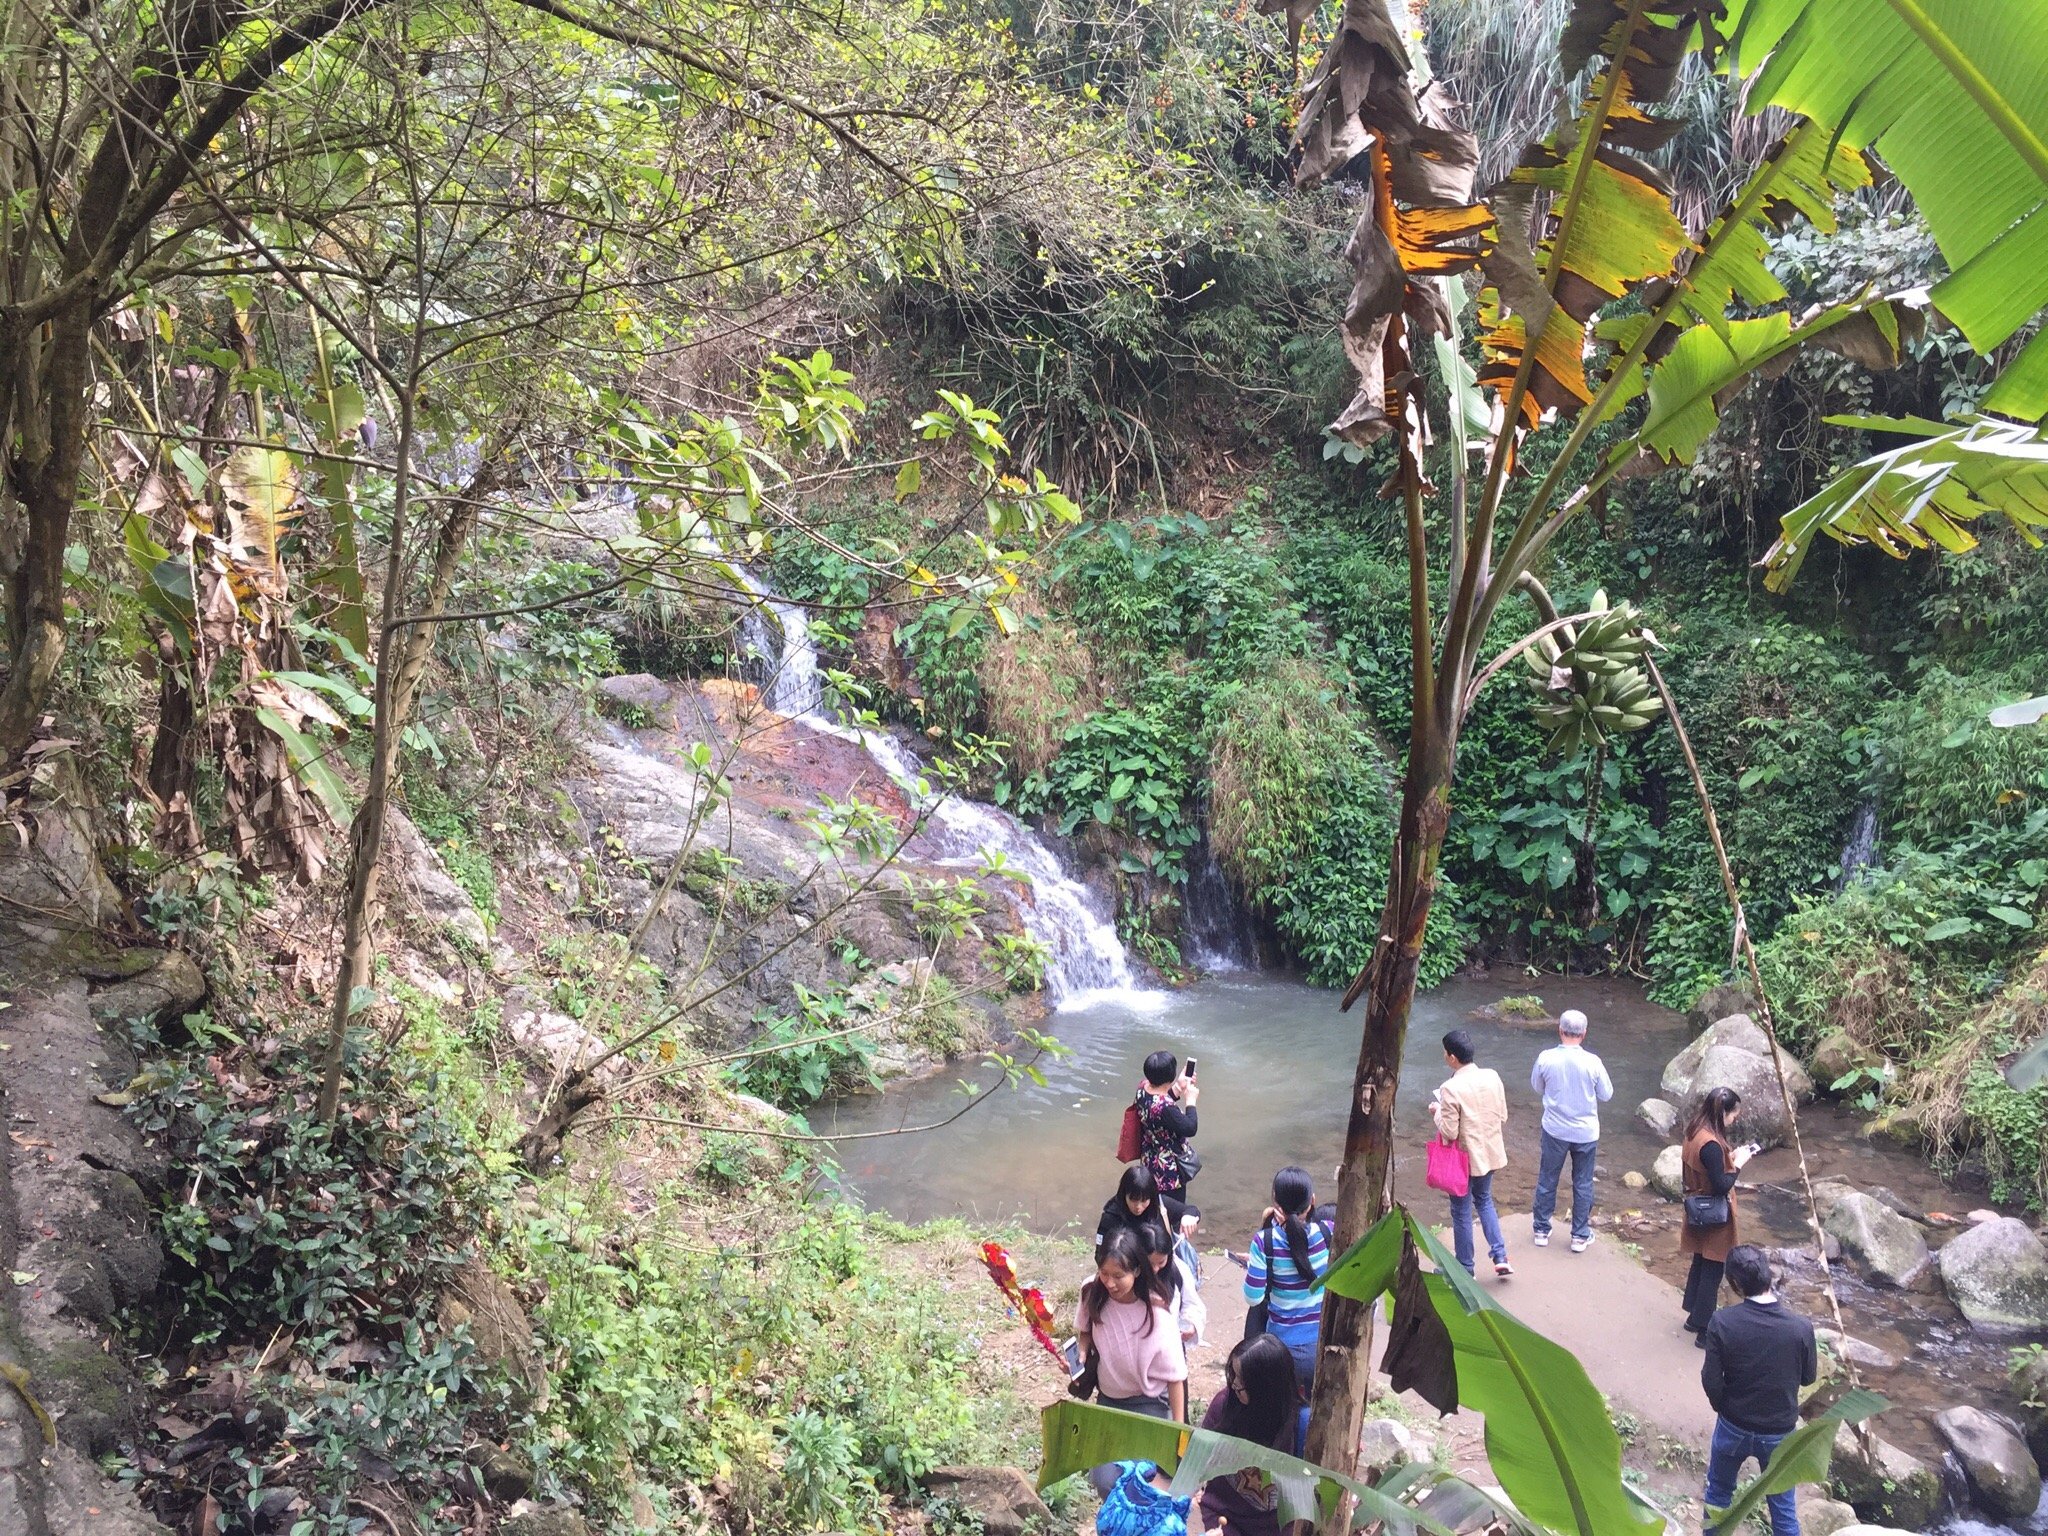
[{"x1": 822, "y1": 971, "x2": 2048, "y2": 1528}]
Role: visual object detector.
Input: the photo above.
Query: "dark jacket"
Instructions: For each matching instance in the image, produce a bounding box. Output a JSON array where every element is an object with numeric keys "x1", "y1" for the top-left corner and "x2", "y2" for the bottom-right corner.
[{"x1": 1701, "y1": 1298, "x2": 1817, "y2": 1434}]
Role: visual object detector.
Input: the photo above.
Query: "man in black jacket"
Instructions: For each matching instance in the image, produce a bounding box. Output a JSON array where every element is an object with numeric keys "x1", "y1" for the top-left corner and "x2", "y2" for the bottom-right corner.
[{"x1": 1701, "y1": 1245, "x2": 1818, "y2": 1536}]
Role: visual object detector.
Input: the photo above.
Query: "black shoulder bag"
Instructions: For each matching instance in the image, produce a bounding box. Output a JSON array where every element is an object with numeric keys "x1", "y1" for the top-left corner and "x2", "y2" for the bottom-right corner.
[
  {"x1": 1683, "y1": 1143, "x2": 1733, "y2": 1230},
  {"x1": 1243, "y1": 1221, "x2": 1274, "y2": 1340}
]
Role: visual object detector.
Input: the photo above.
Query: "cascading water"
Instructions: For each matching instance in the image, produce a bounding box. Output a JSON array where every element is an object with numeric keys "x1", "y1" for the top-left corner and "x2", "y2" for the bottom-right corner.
[
  {"x1": 1182, "y1": 831, "x2": 1258, "y2": 972},
  {"x1": 1838, "y1": 796, "x2": 1881, "y2": 890},
  {"x1": 735, "y1": 573, "x2": 1159, "y2": 1011}
]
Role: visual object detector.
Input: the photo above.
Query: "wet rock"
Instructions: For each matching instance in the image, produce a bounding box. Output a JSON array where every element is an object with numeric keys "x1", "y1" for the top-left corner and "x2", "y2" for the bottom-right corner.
[
  {"x1": 1829, "y1": 1424, "x2": 1941, "y2": 1530},
  {"x1": 1862, "y1": 1106, "x2": 1925, "y2": 1149},
  {"x1": 1814, "y1": 1328, "x2": 1900, "y2": 1372},
  {"x1": 1636, "y1": 1097, "x2": 1678, "y2": 1140},
  {"x1": 2013, "y1": 1351, "x2": 2048, "y2": 1466},
  {"x1": 1969, "y1": 1208, "x2": 2002, "y2": 1226},
  {"x1": 1823, "y1": 1192, "x2": 1931, "y2": 1287},
  {"x1": 1622, "y1": 1170, "x2": 1648, "y2": 1190},
  {"x1": 1810, "y1": 1029, "x2": 1884, "y2": 1090},
  {"x1": 1650, "y1": 1145, "x2": 1684, "y2": 1201},
  {"x1": 385, "y1": 806, "x2": 490, "y2": 948},
  {"x1": 1687, "y1": 983, "x2": 1759, "y2": 1035},
  {"x1": 85, "y1": 949, "x2": 206, "y2": 1031},
  {"x1": 1935, "y1": 1406, "x2": 2041, "y2": 1521},
  {"x1": 1937, "y1": 1217, "x2": 2048, "y2": 1329},
  {"x1": 1797, "y1": 1494, "x2": 1859, "y2": 1536},
  {"x1": 922, "y1": 1467, "x2": 1053, "y2": 1536},
  {"x1": 1357, "y1": 1418, "x2": 1428, "y2": 1471}
]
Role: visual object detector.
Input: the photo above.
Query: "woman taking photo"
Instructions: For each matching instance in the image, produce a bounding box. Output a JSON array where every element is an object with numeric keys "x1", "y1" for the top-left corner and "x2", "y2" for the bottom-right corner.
[
  {"x1": 1197, "y1": 1334, "x2": 1299, "y2": 1536},
  {"x1": 1074, "y1": 1228, "x2": 1189, "y2": 1424},
  {"x1": 1241, "y1": 1166, "x2": 1330, "y2": 1446},
  {"x1": 1680, "y1": 1086, "x2": 1753, "y2": 1340}
]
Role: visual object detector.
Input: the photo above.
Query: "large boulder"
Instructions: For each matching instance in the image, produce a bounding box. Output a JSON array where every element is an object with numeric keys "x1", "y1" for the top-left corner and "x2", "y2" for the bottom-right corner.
[
  {"x1": 1660, "y1": 1015, "x2": 1814, "y2": 1149},
  {"x1": 2014, "y1": 1349, "x2": 2048, "y2": 1465},
  {"x1": 1822, "y1": 1193, "x2": 1931, "y2": 1288},
  {"x1": 1650, "y1": 1145, "x2": 1685, "y2": 1200},
  {"x1": 1357, "y1": 1418, "x2": 1431, "y2": 1473},
  {"x1": 85, "y1": 949, "x2": 207, "y2": 1032},
  {"x1": 1935, "y1": 1406, "x2": 2042, "y2": 1521},
  {"x1": 1636, "y1": 1097, "x2": 1679, "y2": 1140},
  {"x1": 1830, "y1": 1425, "x2": 1941, "y2": 1530},
  {"x1": 922, "y1": 1467, "x2": 1053, "y2": 1536},
  {"x1": 1938, "y1": 1218, "x2": 2048, "y2": 1329}
]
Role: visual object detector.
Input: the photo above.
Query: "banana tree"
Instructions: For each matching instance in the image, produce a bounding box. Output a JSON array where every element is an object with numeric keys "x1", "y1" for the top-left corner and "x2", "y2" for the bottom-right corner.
[{"x1": 1273, "y1": 0, "x2": 2048, "y2": 1499}]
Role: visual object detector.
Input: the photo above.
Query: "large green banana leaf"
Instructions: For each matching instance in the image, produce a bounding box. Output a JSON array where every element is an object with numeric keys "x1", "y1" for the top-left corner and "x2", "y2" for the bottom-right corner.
[
  {"x1": 1708, "y1": 1388, "x2": 1888, "y2": 1535},
  {"x1": 1322, "y1": 1208, "x2": 1664, "y2": 1536},
  {"x1": 1036, "y1": 1399, "x2": 1455, "y2": 1533},
  {"x1": 1718, "y1": 0, "x2": 2048, "y2": 419},
  {"x1": 1762, "y1": 414, "x2": 2048, "y2": 588}
]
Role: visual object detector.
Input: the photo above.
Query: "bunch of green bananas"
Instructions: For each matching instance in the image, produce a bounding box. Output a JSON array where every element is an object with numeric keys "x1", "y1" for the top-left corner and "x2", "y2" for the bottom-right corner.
[{"x1": 1522, "y1": 590, "x2": 1663, "y2": 758}]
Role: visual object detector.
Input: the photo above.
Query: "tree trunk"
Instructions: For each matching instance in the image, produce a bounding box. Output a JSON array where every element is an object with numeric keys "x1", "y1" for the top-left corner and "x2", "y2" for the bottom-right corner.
[
  {"x1": 1304, "y1": 722, "x2": 1454, "y2": 1501},
  {"x1": 0, "y1": 300, "x2": 91, "y2": 757}
]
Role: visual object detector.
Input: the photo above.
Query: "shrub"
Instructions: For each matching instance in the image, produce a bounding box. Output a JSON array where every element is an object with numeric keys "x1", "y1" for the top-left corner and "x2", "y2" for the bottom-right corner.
[
  {"x1": 979, "y1": 598, "x2": 1101, "y2": 775},
  {"x1": 1208, "y1": 657, "x2": 1367, "y2": 893}
]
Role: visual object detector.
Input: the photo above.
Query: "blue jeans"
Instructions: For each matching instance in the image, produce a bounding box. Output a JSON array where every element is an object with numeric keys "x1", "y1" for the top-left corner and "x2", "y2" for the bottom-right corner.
[
  {"x1": 1449, "y1": 1171, "x2": 1507, "y2": 1273},
  {"x1": 1704, "y1": 1418, "x2": 1797, "y2": 1536},
  {"x1": 1533, "y1": 1130, "x2": 1597, "y2": 1242}
]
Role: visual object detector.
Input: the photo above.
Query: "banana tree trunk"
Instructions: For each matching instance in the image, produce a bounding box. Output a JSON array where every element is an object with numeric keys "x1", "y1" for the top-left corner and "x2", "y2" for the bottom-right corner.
[{"x1": 1303, "y1": 710, "x2": 1455, "y2": 1499}]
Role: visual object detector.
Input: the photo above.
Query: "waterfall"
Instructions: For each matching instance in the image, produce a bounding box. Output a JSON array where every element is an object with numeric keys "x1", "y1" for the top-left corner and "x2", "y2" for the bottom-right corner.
[
  {"x1": 1183, "y1": 831, "x2": 1258, "y2": 972},
  {"x1": 734, "y1": 573, "x2": 1159, "y2": 1012},
  {"x1": 1837, "y1": 797, "x2": 1880, "y2": 890},
  {"x1": 735, "y1": 574, "x2": 823, "y2": 717}
]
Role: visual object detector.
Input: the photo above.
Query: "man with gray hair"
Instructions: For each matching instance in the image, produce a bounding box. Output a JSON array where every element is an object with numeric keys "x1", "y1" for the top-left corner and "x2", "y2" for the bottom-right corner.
[{"x1": 1530, "y1": 1008, "x2": 1613, "y2": 1252}]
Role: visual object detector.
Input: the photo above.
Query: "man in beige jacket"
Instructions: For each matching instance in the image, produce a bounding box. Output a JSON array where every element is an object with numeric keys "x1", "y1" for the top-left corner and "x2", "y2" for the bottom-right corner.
[{"x1": 1431, "y1": 1028, "x2": 1512, "y2": 1277}]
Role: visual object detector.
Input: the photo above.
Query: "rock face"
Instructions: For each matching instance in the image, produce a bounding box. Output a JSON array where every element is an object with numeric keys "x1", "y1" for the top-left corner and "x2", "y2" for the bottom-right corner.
[
  {"x1": 1830, "y1": 1424, "x2": 1941, "y2": 1530},
  {"x1": 922, "y1": 1467, "x2": 1053, "y2": 1536},
  {"x1": 84, "y1": 949, "x2": 208, "y2": 1032},
  {"x1": 384, "y1": 806, "x2": 491, "y2": 949},
  {"x1": 0, "y1": 751, "x2": 124, "y2": 968},
  {"x1": 1938, "y1": 1217, "x2": 2048, "y2": 1328},
  {"x1": 1659, "y1": 1014, "x2": 1813, "y2": 1148},
  {"x1": 1935, "y1": 1406, "x2": 2042, "y2": 1521},
  {"x1": 1636, "y1": 1097, "x2": 1678, "y2": 1140},
  {"x1": 1823, "y1": 1192, "x2": 1931, "y2": 1287},
  {"x1": 438, "y1": 1261, "x2": 541, "y2": 1397},
  {"x1": 1650, "y1": 1145, "x2": 1685, "y2": 1200}
]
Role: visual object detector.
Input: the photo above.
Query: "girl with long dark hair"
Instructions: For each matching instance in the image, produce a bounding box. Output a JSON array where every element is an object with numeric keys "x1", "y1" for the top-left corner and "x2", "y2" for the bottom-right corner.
[
  {"x1": 1075, "y1": 1227, "x2": 1189, "y2": 1423},
  {"x1": 1680, "y1": 1086, "x2": 1753, "y2": 1339},
  {"x1": 1137, "y1": 1217, "x2": 1206, "y2": 1349},
  {"x1": 1197, "y1": 1334, "x2": 1299, "y2": 1536},
  {"x1": 1241, "y1": 1166, "x2": 1330, "y2": 1446}
]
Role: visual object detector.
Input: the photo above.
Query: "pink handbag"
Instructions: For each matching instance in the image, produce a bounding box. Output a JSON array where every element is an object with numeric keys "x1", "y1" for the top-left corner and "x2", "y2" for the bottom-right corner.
[{"x1": 1425, "y1": 1136, "x2": 1471, "y2": 1198}]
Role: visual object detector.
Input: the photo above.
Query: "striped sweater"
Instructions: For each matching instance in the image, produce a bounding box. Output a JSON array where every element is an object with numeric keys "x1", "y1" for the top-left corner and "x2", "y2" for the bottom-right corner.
[{"x1": 1242, "y1": 1220, "x2": 1331, "y2": 1327}]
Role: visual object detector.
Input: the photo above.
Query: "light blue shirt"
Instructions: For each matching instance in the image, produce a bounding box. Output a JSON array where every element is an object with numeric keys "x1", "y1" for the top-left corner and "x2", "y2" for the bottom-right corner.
[{"x1": 1532, "y1": 1043, "x2": 1613, "y2": 1143}]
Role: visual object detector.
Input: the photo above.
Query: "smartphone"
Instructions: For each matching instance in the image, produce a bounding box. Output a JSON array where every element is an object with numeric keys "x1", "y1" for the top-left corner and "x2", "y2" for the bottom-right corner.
[
  {"x1": 1185, "y1": 1058, "x2": 1197, "y2": 1079},
  {"x1": 1739, "y1": 1141, "x2": 1763, "y2": 1160},
  {"x1": 1062, "y1": 1338, "x2": 1084, "y2": 1376}
]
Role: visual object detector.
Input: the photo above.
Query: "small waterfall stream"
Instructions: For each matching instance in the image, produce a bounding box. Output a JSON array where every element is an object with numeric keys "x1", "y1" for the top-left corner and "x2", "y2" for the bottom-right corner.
[
  {"x1": 1182, "y1": 832, "x2": 1258, "y2": 972},
  {"x1": 738, "y1": 574, "x2": 1160, "y2": 1012},
  {"x1": 1838, "y1": 796, "x2": 1881, "y2": 890}
]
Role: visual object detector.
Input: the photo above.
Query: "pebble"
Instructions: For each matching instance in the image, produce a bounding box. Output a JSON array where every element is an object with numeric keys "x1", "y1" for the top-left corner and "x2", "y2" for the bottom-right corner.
[{"x1": 1622, "y1": 1171, "x2": 1648, "y2": 1190}]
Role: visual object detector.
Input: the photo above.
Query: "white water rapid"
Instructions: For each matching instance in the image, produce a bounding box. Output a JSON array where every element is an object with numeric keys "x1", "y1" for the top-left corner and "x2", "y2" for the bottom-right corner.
[{"x1": 737, "y1": 574, "x2": 1161, "y2": 1012}]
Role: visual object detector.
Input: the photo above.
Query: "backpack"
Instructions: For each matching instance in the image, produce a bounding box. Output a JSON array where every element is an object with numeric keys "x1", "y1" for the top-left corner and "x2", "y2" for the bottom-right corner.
[{"x1": 1096, "y1": 1462, "x2": 1190, "y2": 1536}]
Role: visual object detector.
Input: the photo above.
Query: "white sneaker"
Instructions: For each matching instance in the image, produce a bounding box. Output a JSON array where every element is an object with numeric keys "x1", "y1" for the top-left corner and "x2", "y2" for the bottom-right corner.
[
  {"x1": 1531, "y1": 1230, "x2": 1550, "y2": 1247},
  {"x1": 1571, "y1": 1235, "x2": 1593, "y2": 1253}
]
